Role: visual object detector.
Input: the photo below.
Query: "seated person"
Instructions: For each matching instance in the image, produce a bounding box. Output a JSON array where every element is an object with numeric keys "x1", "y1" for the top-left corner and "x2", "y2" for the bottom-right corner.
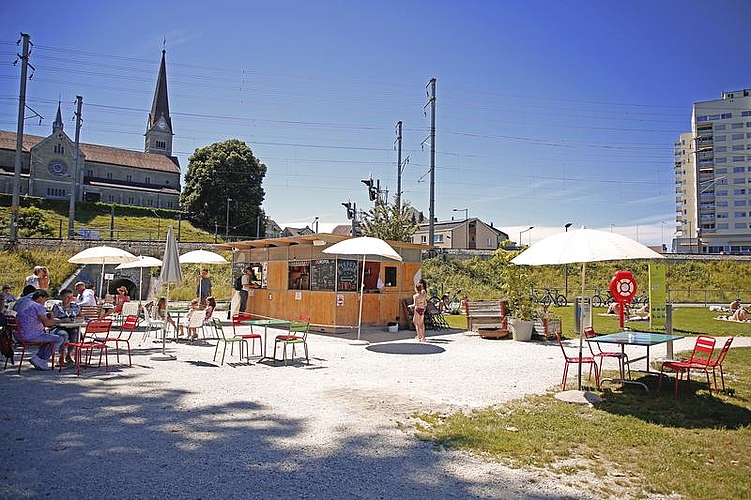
[
  {"x1": 49, "y1": 288, "x2": 82, "y2": 364},
  {"x1": 204, "y1": 296, "x2": 216, "y2": 321},
  {"x1": 14, "y1": 289, "x2": 64, "y2": 371},
  {"x1": 606, "y1": 302, "x2": 630, "y2": 316},
  {"x1": 12, "y1": 285, "x2": 38, "y2": 312},
  {"x1": 2, "y1": 284, "x2": 16, "y2": 302},
  {"x1": 731, "y1": 306, "x2": 748, "y2": 322},
  {"x1": 74, "y1": 281, "x2": 97, "y2": 307},
  {"x1": 729, "y1": 298, "x2": 742, "y2": 312},
  {"x1": 153, "y1": 296, "x2": 178, "y2": 331},
  {"x1": 103, "y1": 286, "x2": 130, "y2": 317},
  {"x1": 438, "y1": 294, "x2": 451, "y2": 313}
]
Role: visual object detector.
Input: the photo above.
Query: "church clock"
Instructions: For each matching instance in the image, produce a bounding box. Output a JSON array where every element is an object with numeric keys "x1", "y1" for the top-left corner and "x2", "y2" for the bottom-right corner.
[{"x1": 47, "y1": 161, "x2": 68, "y2": 176}]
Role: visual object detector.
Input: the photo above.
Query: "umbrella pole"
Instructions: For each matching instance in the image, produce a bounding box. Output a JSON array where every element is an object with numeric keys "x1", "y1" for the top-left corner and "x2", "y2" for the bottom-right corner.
[
  {"x1": 357, "y1": 254, "x2": 365, "y2": 342},
  {"x1": 100, "y1": 261, "x2": 106, "y2": 300},
  {"x1": 578, "y1": 263, "x2": 586, "y2": 391},
  {"x1": 162, "y1": 283, "x2": 169, "y2": 355}
]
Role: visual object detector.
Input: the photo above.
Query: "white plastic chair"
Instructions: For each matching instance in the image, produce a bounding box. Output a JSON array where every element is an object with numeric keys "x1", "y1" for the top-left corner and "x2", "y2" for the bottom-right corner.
[{"x1": 140, "y1": 303, "x2": 166, "y2": 344}]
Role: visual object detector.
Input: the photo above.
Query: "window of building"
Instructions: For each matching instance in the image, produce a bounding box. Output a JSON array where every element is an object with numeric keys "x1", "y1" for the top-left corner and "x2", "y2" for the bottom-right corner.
[
  {"x1": 108, "y1": 195, "x2": 115, "y2": 202},
  {"x1": 384, "y1": 266, "x2": 397, "y2": 287},
  {"x1": 735, "y1": 212, "x2": 747, "y2": 218},
  {"x1": 54, "y1": 144, "x2": 64, "y2": 154},
  {"x1": 733, "y1": 177, "x2": 746, "y2": 183},
  {"x1": 167, "y1": 201, "x2": 173, "y2": 209},
  {"x1": 733, "y1": 156, "x2": 745, "y2": 162},
  {"x1": 145, "y1": 176, "x2": 151, "y2": 184},
  {"x1": 717, "y1": 213, "x2": 728, "y2": 219},
  {"x1": 735, "y1": 223, "x2": 746, "y2": 229},
  {"x1": 106, "y1": 172, "x2": 113, "y2": 180},
  {"x1": 433, "y1": 234, "x2": 443, "y2": 243},
  {"x1": 288, "y1": 261, "x2": 310, "y2": 290},
  {"x1": 420, "y1": 235, "x2": 427, "y2": 244},
  {"x1": 716, "y1": 167, "x2": 727, "y2": 174},
  {"x1": 86, "y1": 169, "x2": 93, "y2": 177},
  {"x1": 742, "y1": 111, "x2": 751, "y2": 117},
  {"x1": 146, "y1": 199, "x2": 153, "y2": 207},
  {"x1": 717, "y1": 223, "x2": 729, "y2": 229},
  {"x1": 128, "y1": 196, "x2": 134, "y2": 204},
  {"x1": 747, "y1": 122, "x2": 751, "y2": 127},
  {"x1": 717, "y1": 189, "x2": 728, "y2": 196},
  {"x1": 718, "y1": 201, "x2": 728, "y2": 207},
  {"x1": 733, "y1": 189, "x2": 746, "y2": 195},
  {"x1": 716, "y1": 146, "x2": 727, "y2": 152},
  {"x1": 721, "y1": 113, "x2": 732, "y2": 119},
  {"x1": 715, "y1": 124, "x2": 726, "y2": 131},
  {"x1": 733, "y1": 145, "x2": 745, "y2": 151},
  {"x1": 732, "y1": 123, "x2": 744, "y2": 129},
  {"x1": 734, "y1": 200, "x2": 747, "y2": 206},
  {"x1": 732, "y1": 134, "x2": 744, "y2": 140},
  {"x1": 155, "y1": 140, "x2": 166, "y2": 149},
  {"x1": 715, "y1": 135, "x2": 726, "y2": 141},
  {"x1": 126, "y1": 174, "x2": 132, "y2": 182},
  {"x1": 716, "y1": 158, "x2": 727, "y2": 164}
]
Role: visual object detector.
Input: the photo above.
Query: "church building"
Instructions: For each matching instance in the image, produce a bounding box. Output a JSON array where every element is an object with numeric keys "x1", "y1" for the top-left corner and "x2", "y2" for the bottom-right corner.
[{"x1": 0, "y1": 50, "x2": 181, "y2": 209}]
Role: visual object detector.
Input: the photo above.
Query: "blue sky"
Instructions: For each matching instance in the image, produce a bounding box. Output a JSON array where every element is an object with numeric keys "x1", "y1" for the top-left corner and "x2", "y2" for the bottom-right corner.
[{"x1": 1, "y1": 0, "x2": 749, "y2": 246}]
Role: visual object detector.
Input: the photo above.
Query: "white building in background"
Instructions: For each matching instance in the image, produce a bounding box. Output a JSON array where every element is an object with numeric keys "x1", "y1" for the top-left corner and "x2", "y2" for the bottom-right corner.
[{"x1": 674, "y1": 88, "x2": 751, "y2": 254}]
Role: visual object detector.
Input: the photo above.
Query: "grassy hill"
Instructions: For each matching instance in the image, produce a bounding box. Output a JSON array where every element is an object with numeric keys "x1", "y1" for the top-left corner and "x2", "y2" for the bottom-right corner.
[{"x1": 0, "y1": 194, "x2": 217, "y2": 242}]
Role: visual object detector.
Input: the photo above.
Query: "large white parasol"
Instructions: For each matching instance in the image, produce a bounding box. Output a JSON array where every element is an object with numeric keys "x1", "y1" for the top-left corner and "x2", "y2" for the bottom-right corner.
[
  {"x1": 323, "y1": 236, "x2": 403, "y2": 343},
  {"x1": 115, "y1": 255, "x2": 162, "y2": 302},
  {"x1": 153, "y1": 226, "x2": 183, "y2": 360},
  {"x1": 511, "y1": 227, "x2": 664, "y2": 396},
  {"x1": 68, "y1": 245, "x2": 137, "y2": 299},
  {"x1": 179, "y1": 249, "x2": 229, "y2": 264}
]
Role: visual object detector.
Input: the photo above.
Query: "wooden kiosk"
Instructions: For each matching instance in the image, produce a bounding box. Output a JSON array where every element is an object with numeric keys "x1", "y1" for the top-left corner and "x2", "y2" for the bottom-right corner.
[{"x1": 216, "y1": 234, "x2": 424, "y2": 331}]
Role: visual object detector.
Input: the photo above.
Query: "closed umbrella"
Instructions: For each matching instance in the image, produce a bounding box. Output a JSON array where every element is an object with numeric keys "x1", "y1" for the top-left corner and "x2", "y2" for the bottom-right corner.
[
  {"x1": 511, "y1": 227, "x2": 664, "y2": 397},
  {"x1": 68, "y1": 245, "x2": 137, "y2": 299},
  {"x1": 153, "y1": 226, "x2": 183, "y2": 360},
  {"x1": 323, "y1": 236, "x2": 403, "y2": 343},
  {"x1": 115, "y1": 255, "x2": 162, "y2": 302}
]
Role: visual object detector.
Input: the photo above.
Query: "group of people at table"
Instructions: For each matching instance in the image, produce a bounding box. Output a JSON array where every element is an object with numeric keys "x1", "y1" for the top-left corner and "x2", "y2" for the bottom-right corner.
[{"x1": 0, "y1": 264, "x2": 216, "y2": 371}]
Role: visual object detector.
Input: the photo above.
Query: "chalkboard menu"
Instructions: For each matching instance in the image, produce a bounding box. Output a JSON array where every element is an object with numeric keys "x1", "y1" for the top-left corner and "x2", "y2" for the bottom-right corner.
[
  {"x1": 310, "y1": 259, "x2": 336, "y2": 291},
  {"x1": 337, "y1": 259, "x2": 359, "y2": 291}
]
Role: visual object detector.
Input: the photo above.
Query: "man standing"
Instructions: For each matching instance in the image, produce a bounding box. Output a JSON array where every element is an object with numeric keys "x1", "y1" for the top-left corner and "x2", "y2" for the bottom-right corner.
[
  {"x1": 239, "y1": 266, "x2": 254, "y2": 313},
  {"x1": 25, "y1": 266, "x2": 50, "y2": 290},
  {"x1": 15, "y1": 289, "x2": 64, "y2": 370},
  {"x1": 196, "y1": 269, "x2": 212, "y2": 308},
  {"x1": 74, "y1": 281, "x2": 97, "y2": 306}
]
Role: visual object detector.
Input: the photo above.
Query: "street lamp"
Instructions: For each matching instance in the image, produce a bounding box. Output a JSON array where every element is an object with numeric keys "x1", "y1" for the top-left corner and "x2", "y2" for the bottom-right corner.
[
  {"x1": 564, "y1": 223, "x2": 572, "y2": 299},
  {"x1": 519, "y1": 226, "x2": 533, "y2": 247},
  {"x1": 312, "y1": 216, "x2": 319, "y2": 234},
  {"x1": 452, "y1": 208, "x2": 468, "y2": 248},
  {"x1": 225, "y1": 197, "x2": 232, "y2": 240}
]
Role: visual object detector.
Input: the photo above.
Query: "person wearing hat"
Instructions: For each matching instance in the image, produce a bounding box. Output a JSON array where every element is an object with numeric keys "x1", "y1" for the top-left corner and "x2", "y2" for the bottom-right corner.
[
  {"x1": 74, "y1": 282, "x2": 97, "y2": 307},
  {"x1": 101, "y1": 285, "x2": 130, "y2": 318}
]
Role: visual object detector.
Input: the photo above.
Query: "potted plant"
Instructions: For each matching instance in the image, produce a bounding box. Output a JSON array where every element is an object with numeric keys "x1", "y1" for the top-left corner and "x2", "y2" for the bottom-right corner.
[
  {"x1": 537, "y1": 304, "x2": 561, "y2": 340},
  {"x1": 500, "y1": 263, "x2": 536, "y2": 341}
]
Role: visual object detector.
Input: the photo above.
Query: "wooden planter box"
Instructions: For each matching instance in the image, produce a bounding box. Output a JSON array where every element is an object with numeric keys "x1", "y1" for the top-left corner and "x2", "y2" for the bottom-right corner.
[{"x1": 533, "y1": 318, "x2": 561, "y2": 340}]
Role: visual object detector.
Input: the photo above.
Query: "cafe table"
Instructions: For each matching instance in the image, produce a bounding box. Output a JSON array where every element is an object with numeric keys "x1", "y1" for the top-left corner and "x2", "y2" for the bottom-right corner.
[
  {"x1": 168, "y1": 308, "x2": 190, "y2": 341},
  {"x1": 586, "y1": 331, "x2": 684, "y2": 390},
  {"x1": 241, "y1": 319, "x2": 290, "y2": 362}
]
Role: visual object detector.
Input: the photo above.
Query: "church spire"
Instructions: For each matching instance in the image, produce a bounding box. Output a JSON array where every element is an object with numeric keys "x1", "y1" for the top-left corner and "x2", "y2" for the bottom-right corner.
[
  {"x1": 145, "y1": 49, "x2": 173, "y2": 156},
  {"x1": 52, "y1": 101, "x2": 64, "y2": 134}
]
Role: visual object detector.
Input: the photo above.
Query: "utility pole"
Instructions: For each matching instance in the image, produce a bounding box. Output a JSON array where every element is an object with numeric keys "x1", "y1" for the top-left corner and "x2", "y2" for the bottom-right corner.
[
  {"x1": 10, "y1": 33, "x2": 32, "y2": 245},
  {"x1": 426, "y1": 78, "x2": 436, "y2": 249},
  {"x1": 395, "y1": 121, "x2": 402, "y2": 210},
  {"x1": 68, "y1": 95, "x2": 83, "y2": 238}
]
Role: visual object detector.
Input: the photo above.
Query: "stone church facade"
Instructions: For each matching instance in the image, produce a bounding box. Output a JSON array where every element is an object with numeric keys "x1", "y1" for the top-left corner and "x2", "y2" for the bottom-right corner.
[{"x1": 0, "y1": 50, "x2": 181, "y2": 209}]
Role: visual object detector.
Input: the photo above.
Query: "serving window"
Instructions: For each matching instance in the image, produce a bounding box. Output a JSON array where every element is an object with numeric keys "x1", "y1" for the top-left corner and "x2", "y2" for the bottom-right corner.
[{"x1": 288, "y1": 260, "x2": 310, "y2": 290}]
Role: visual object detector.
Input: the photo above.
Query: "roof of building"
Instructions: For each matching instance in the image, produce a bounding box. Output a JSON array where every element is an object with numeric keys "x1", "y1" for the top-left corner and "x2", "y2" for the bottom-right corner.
[
  {"x1": 0, "y1": 130, "x2": 180, "y2": 174},
  {"x1": 416, "y1": 217, "x2": 507, "y2": 236},
  {"x1": 148, "y1": 50, "x2": 173, "y2": 133}
]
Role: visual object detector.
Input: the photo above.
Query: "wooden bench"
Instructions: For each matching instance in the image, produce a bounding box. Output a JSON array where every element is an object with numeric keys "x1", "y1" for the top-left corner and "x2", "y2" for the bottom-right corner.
[
  {"x1": 466, "y1": 299, "x2": 509, "y2": 339},
  {"x1": 79, "y1": 305, "x2": 102, "y2": 321}
]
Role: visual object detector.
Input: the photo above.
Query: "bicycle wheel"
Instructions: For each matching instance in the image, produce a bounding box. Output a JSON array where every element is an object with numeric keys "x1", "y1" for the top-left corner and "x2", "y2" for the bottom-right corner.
[
  {"x1": 555, "y1": 295, "x2": 568, "y2": 307},
  {"x1": 540, "y1": 294, "x2": 553, "y2": 307},
  {"x1": 591, "y1": 295, "x2": 603, "y2": 308}
]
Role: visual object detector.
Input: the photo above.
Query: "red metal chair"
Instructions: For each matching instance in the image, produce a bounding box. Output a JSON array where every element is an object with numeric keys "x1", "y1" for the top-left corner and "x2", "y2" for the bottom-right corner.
[
  {"x1": 584, "y1": 327, "x2": 630, "y2": 380},
  {"x1": 554, "y1": 330, "x2": 599, "y2": 391},
  {"x1": 62, "y1": 319, "x2": 111, "y2": 376},
  {"x1": 232, "y1": 313, "x2": 262, "y2": 356},
  {"x1": 658, "y1": 335, "x2": 716, "y2": 396},
  {"x1": 703, "y1": 337, "x2": 734, "y2": 392},
  {"x1": 95, "y1": 315, "x2": 139, "y2": 366},
  {"x1": 3, "y1": 315, "x2": 56, "y2": 374}
]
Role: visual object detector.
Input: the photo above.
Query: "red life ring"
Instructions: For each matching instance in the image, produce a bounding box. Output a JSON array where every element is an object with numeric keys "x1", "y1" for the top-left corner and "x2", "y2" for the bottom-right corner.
[{"x1": 609, "y1": 271, "x2": 637, "y2": 303}]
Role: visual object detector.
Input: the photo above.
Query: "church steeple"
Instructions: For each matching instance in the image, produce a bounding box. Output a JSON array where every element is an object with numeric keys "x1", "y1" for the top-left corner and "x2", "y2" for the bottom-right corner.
[
  {"x1": 145, "y1": 49, "x2": 173, "y2": 156},
  {"x1": 52, "y1": 101, "x2": 64, "y2": 134}
]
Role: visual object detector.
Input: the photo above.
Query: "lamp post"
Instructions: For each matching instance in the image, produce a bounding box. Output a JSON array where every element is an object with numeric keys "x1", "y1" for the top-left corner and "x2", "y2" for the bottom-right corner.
[
  {"x1": 519, "y1": 226, "x2": 533, "y2": 247},
  {"x1": 564, "y1": 222, "x2": 572, "y2": 299},
  {"x1": 313, "y1": 216, "x2": 319, "y2": 234},
  {"x1": 610, "y1": 224, "x2": 614, "y2": 233},
  {"x1": 225, "y1": 197, "x2": 232, "y2": 240},
  {"x1": 452, "y1": 208, "x2": 468, "y2": 248}
]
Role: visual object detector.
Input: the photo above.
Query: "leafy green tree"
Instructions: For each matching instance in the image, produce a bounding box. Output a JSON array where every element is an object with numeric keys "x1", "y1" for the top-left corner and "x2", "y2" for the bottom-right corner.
[
  {"x1": 180, "y1": 139, "x2": 266, "y2": 238},
  {"x1": 360, "y1": 200, "x2": 418, "y2": 242}
]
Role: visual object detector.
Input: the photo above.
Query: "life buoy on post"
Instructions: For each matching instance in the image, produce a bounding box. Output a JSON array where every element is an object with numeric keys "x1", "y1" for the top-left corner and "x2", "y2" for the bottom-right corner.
[{"x1": 609, "y1": 271, "x2": 637, "y2": 328}]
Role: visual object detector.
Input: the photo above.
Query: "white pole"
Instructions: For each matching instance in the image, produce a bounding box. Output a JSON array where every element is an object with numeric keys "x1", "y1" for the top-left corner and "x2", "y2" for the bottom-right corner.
[{"x1": 357, "y1": 254, "x2": 366, "y2": 341}]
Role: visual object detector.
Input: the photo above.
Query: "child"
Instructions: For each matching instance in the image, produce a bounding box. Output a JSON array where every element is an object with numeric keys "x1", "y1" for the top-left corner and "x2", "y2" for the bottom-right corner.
[{"x1": 182, "y1": 299, "x2": 201, "y2": 339}]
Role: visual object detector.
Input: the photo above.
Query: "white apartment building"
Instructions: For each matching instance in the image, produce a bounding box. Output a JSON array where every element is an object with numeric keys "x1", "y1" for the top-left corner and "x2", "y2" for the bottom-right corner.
[{"x1": 674, "y1": 88, "x2": 751, "y2": 254}]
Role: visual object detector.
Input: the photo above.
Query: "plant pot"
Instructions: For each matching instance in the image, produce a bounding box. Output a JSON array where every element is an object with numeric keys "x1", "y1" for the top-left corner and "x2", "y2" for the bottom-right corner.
[
  {"x1": 388, "y1": 324, "x2": 398, "y2": 333},
  {"x1": 509, "y1": 318, "x2": 534, "y2": 341}
]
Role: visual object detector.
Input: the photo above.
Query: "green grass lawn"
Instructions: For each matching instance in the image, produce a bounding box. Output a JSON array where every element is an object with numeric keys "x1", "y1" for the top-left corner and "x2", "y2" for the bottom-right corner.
[{"x1": 415, "y1": 346, "x2": 751, "y2": 499}]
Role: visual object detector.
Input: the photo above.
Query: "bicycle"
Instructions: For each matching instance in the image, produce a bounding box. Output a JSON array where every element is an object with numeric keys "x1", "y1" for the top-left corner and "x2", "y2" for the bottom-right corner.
[
  {"x1": 591, "y1": 289, "x2": 614, "y2": 308},
  {"x1": 429, "y1": 288, "x2": 463, "y2": 314},
  {"x1": 531, "y1": 288, "x2": 567, "y2": 307}
]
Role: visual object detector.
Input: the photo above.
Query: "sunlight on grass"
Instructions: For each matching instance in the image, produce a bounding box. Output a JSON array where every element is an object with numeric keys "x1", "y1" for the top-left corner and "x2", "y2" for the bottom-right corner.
[{"x1": 414, "y1": 347, "x2": 751, "y2": 500}]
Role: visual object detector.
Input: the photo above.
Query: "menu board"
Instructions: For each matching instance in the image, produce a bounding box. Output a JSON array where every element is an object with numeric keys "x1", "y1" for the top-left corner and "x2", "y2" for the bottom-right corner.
[
  {"x1": 310, "y1": 259, "x2": 336, "y2": 291},
  {"x1": 337, "y1": 259, "x2": 359, "y2": 291}
]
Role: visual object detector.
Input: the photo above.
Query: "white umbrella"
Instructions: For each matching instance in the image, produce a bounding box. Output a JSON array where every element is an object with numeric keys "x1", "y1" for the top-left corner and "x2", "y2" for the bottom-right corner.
[
  {"x1": 115, "y1": 255, "x2": 162, "y2": 302},
  {"x1": 323, "y1": 236, "x2": 403, "y2": 343},
  {"x1": 511, "y1": 227, "x2": 664, "y2": 394},
  {"x1": 179, "y1": 249, "x2": 228, "y2": 264},
  {"x1": 68, "y1": 245, "x2": 137, "y2": 299},
  {"x1": 153, "y1": 226, "x2": 183, "y2": 360}
]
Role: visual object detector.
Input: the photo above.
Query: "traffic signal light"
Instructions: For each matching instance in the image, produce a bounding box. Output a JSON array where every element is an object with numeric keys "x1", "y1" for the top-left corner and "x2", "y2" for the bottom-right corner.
[{"x1": 342, "y1": 201, "x2": 355, "y2": 220}]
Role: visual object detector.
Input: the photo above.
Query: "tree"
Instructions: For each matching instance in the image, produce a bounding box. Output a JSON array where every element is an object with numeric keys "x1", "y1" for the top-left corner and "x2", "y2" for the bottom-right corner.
[
  {"x1": 180, "y1": 140, "x2": 266, "y2": 238},
  {"x1": 360, "y1": 200, "x2": 418, "y2": 242}
]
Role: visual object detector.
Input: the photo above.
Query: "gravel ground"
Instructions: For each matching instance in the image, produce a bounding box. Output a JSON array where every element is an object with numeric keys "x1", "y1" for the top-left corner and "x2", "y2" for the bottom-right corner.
[{"x1": 2, "y1": 322, "x2": 746, "y2": 499}]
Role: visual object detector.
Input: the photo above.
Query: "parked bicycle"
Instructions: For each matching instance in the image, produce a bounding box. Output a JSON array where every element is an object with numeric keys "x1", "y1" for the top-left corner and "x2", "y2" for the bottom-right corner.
[
  {"x1": 429, "y1": 288, "x2": 463, "y2": 314},
  {"x1": 531, "y1": 288, "x2": 567, "y2": 307},
  {"x1": 591, "y1": 289, "x2": 614, "y2": 308}
]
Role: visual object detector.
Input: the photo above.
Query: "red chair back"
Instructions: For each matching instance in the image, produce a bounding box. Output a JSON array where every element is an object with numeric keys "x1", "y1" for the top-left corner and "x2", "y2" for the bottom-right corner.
[
  {"x1": 4, "y1": 315, "x2": 19, "y2": 340},
  {"x1": 85, "y1": 319, "x2": 112, "y2": 336},
  {"x1": 709, "y1": 336, "x2": 733, "y2": 368},
  {"x1": 554, "y1": 330, "x2": 570, "y2": 360},
  {"x1": 687, "y1": 335, "x2": 716, "y2": 368},
  {"x1": 120, "y1": 315, "x2": 139, "y2": 339}
]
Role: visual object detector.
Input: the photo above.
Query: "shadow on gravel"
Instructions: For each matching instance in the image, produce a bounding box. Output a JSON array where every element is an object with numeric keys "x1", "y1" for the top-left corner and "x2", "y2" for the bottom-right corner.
[
  {"x1": 0, "y1": 353, "x2": 577, "y2": 499},
  {"x1": 366, "y1": 343, "x2": 445, "y2": 355}
]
